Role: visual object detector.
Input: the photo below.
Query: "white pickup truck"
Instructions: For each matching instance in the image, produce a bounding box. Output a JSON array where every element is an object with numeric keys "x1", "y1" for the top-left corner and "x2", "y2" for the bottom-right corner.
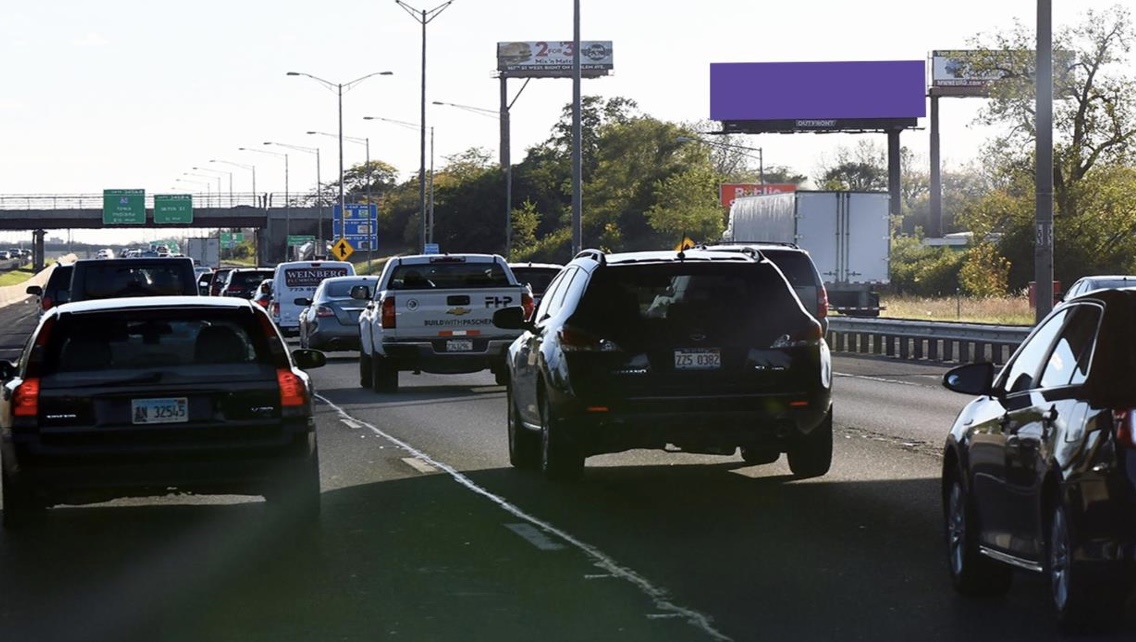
[{"x1": 352, "y1": 253, "x2": 533, "y2": 392}]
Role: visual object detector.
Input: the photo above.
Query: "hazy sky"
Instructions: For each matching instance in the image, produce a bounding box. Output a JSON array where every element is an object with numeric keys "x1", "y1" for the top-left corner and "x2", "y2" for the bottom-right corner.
[{"x1": 0, "y1": 0, "x2": 1124, "y2": 245}]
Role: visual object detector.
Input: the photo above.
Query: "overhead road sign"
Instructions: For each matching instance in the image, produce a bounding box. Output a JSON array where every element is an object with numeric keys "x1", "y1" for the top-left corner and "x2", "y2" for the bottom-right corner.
[
  {"x1": 153, "y1": 194, "x2": 193, "y2": 224},
  {"x1": 102, "y1": 189, "x2": 145, "y2": 225},
  {"x1": 288, "y1": 235, "x2": 315, "y2": 247}
]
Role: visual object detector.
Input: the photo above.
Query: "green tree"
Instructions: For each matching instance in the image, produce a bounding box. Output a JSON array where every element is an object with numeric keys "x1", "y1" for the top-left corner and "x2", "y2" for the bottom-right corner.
[
  {"x1": 815, "y1": 140, "x2": 889, "y2": 191},
  {"x1": 645, "y1": 164, "x2": 725, "y2": 242}
]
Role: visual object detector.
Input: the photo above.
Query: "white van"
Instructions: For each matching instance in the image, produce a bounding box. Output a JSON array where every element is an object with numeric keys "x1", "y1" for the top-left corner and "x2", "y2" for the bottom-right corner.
[{"x1": 271, "y1": 260, "x2": 355, "y2": 336}]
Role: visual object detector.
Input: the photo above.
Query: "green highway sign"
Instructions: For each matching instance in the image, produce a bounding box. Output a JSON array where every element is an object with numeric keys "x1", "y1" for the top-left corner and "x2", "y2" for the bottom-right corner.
[
  {"x1": 103, "y1": 189, "x2": 145, "y2": 225},
  {"x1": 287, "y1": 235, "x2": 315, "y2": 246},
  {"x1": 153, "y1": 194, "x2": 193, "y2": 224},
  {"x1": 220, "y1": 232, "x2": 245, "y2": 248}
]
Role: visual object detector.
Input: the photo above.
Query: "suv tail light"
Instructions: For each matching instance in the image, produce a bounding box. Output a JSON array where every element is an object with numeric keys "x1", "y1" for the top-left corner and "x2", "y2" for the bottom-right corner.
[
  {"x1": 1113, "y1": 410, "x2": 1136, "y2": 448},
  {"x1": 381, "y1": 297, "x2": 396, "y2": 329},
  {"x1": 771, "y1": 319, "x2": 824, "y2": 348},
  {"x1": 13, "y1": 377, "x2": 40, "y2": 417},
  {"x1": 315, "y1": 305, "x2": 335, "y2": 318},
  {"x1": 559, "y1": 326, "x2": 621, "y2": 353},
  {"x1": 271, "y1": 301, "x2": 280, "y2": 317},
  {"x1": 817, "y1": 285, "x2": 829, "y2": 321},
  {"x1": 276, "y1": 369, "x2": 307, "y2": 407},
  {"x1": 521, "y1": 290, "x2": 535, "y2": 320},
  {"x1": 41, "y1": 296, "x2": 53, "y2": 311}
]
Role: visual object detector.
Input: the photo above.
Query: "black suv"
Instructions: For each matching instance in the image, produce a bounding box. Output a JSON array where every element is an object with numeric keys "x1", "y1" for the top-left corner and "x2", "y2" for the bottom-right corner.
[
  {"x1": 68, "y1": 257, "x2": 199, "y2": 302},
  {"x1": 26, "y1": 264, "x2": 74, "y2": 317},
  {"x1": 493, "y1": 248, "x2": 833, "y2": 481},
  {"x1": 700, "y1": 243, "x2": 828, "y2": 333}
]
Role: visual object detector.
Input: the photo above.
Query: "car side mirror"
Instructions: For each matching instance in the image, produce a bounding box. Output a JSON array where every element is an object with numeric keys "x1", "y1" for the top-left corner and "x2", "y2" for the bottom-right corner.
[
  {"x1": 493, "y1": 306, "x2": 533, "y2": 331},
  {"x1": 291, "y1": 348, "x2": 327, "y2": 370},
  {"x1": 942, "y1": 362, "x2": 995, "y2": 396},
  {"x1": 26, "y1": 285, "x2": 42, "y2": 297},
  {"x1": 349, "y1": 285, "x2": 371, "y2": 300},
  {"x1": 0, "y1": 359, "x2": 16, "y2": 380},
  {"x1": 294, "y1": 297, "x2": 312, "y2": 306}
]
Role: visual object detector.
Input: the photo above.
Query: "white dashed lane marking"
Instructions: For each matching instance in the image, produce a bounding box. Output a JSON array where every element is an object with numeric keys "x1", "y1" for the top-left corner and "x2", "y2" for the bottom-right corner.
[
  {"x1": 400, "y1": 457, "x2": 439, "y2": 474},
  {"x1": 505, "y1": 523, "x2": 568, "y2": 551}
]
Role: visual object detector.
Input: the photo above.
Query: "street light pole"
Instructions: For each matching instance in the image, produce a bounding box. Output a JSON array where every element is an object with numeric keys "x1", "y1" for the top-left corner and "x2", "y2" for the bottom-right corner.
[
  {"x1": 193, "y1": 166, "x2": 233, "y2": 206},
  {"x1": 241, "y1": 147, "x2": 290, "y2": 259},
  {"x1": 571, "y1": 0, "x2": 583, "y2": 256},
  {"x1": 210, "y1": 160, "x2": 256, "y2": 206},
  {"x1": 266, "y1": 142, "x2": 322, "y2": 251},
  {"x1": 396, "y1": 0, "x2": 454, "y2": 252},
  {"x1": 676, "y1": 135, "x2": 765, "y2": 189}
]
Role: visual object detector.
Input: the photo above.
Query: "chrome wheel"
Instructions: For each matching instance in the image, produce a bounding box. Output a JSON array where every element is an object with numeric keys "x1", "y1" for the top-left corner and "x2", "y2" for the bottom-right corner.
[
  {"x1": 1050, "y1": 505, "x2": 1071, "y2": 613},
  {"x1": 948, "y1": 481, "x2": 967, "y2": 578}
]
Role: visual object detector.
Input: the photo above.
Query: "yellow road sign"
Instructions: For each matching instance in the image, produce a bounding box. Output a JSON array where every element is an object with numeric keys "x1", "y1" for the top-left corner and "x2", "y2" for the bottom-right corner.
[
  {"x1": 331, "y1": 238, "x2": 355, "y2": 261},
  {"x1": 674, "y1": 237, "x2": 696, "y2": 251}
]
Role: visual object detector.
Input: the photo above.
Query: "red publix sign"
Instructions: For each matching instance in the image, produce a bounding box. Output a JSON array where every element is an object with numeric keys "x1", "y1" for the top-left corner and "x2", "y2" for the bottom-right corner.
[{"x1": 719, "y1": 183, "x2": 797, "y2": 209}]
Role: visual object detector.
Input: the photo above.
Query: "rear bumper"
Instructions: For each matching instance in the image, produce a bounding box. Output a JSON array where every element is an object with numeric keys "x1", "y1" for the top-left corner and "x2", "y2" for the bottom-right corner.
[
  {"x1": 380, "y1": 338, "x2": 514, "y2": 374},
  {"x1": 308, "y1": 322, "x2": 361, "y2": 350},
  {"x1": 1, "y1": 422, "x2": 316, "y2": 502},
  {"x1": 547, "y1": 387, "x2": 831, "y2": 456}
]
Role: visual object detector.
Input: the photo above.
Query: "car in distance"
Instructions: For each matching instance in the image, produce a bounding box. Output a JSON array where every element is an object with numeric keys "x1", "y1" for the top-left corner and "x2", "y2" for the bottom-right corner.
[
  {"x1": 493, "y1": 247, "x2": 833, "y2": 481},
  {"x1": 252, "y1": 278, "x2": 274, "y2": 310},
  {"x1": 297, "y1": 275, "x2": 379, "y2": 351},
  {"x1": 221, "y1": 268, "x2": 276, "y2": 299},
  {"x1": 0, "y1": 296, "x2": 327, "y2": 528},
  {"x1": 68, "y1": 257, "x2": 199, "y2": 302},
  {"x1": 940, "y1": 287, "x2": 1136, "y2": 632},
  {"x1": 508, "y1": 262, "x2": 563, "y2": 311},
  {"x1": 1058, "y1": 274, "x2": 1136, "y2": 302},
  {"x1": 25, "y1": 264, "x2": 74, "y2": 318}
]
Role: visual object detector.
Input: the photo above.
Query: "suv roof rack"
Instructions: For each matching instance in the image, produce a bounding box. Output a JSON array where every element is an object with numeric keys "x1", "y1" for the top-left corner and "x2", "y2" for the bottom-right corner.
[{"x1": 574, "y1": 249, "x2": 607, "y2": 266}]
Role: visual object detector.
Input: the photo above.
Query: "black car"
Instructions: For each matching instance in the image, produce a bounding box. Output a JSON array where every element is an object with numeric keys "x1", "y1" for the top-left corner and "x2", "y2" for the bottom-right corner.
[
  {"x1": 25, "y1": 264, "x2": 74, "y2": 317},
  {"x1": 68, "y1": 257, "x2": 199, "y2": 302},
  {"x1": 941, "y1": 288, "x2": 1136, "y2": 632},
  {"x1": 493, "y1": 248, "x2": 833, "y2": 481},
  {"x1": 0, "y1": 296, "x2": 327, "y2": 528},
  {"x1": 509, "y1": 262, "x2": 564, "y2": 311},
  {"x1": 221, "y1": 268, "x2": 276, "y2": 299}
]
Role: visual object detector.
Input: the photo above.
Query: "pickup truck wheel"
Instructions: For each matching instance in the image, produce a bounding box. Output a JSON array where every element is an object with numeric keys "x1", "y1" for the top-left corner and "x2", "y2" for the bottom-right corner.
[
  {"x1": 787, "y1": 409, "x2": 833, "y2": 478},
  {"x1": 507, "y1": 386, "x2": 539, "y2": 469},
  {"x1": 358, "y1": 351, "x2": 373, "y2": 388},
  {"x1": 539, "y1": 396, "x2": 583, "y2": 481},
  {"x1": 372, "y1": 354, "x2": 399, "y2": 393}
]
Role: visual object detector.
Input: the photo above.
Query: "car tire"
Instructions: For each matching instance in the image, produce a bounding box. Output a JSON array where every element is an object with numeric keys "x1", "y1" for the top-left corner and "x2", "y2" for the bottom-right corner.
[
  {"x1": 944, "y1": 472, "x2": 1012, "y2": 596},
  {"x1": 359, "y1": 350, "x2": 373, "y2": 388},
  {"x1": 787, "y1": 409, "x2": 833, "y2": 478},
  {"x1": 507, "y1": 385, "x2": 539, "y2": 470},
  {"x1": 1, "y1": 466, "x2": 42, "y2": 530},
  {"x1": 740, "y1": 447, "x2": 779, "y2": 465},
  {"x1": 1048, "y1": 501, "x2": 1127, "y2": 633},
  {"x1": 494, "y1": 367, "x2": 510, "y2": 387},
  {"x1": 265, "y1": 453, "x2": 322, "y2": 524},
  {"x1": 372, "y1": 354, "x2": 398, "y2": 393},
  {"x1": 539, "y1": 394, "x2": 583, "y2": 481},
  {"x1": 299, "y1": 331, "x2": 308, "y2": 349}
]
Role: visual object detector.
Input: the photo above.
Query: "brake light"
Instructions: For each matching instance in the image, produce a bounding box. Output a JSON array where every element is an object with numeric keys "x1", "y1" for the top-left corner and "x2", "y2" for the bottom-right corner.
[
  {"x1": 13, "y1": 377, "x2": 39, "y2": 417},
  {"x1": 817, "y1": 286, "x2": 829, "y2": 321},
  {"x1": 41, "y1": 296, "x2": 53, "y2": 311},
  {"x1": 276, "y1": 369, "x2": 307, "y2": 407},
  {"x1": 521, "y1": 290, "x2": 534, "y2": 320},
  {"x1": 381, "y1": 297, "x2": 396, "y2": 329},
  {"x1": 315, "y1": 305, "x2": 335, "y2": 318},
  {"x1": 771, "y1": 319, "x2": 824, "y2": 348},
  {"x1": 559, "y1": 326, "x2": 620, "y2": 352},
  {"x1": 271, "y1": 302, "x2": 280, "y2": 317},
  {"x1": 1113, "y1": 410, "x2": 1136, "y2": 448}
]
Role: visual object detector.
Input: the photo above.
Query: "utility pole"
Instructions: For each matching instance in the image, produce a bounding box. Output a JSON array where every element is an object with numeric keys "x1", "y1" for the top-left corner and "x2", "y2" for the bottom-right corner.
[
  {"x1": 571, "y1": 0, "x2": 583, "y2": 256},
  {"x1": 1035, "y1": 0, "x2": 1054, "y2": 322}
]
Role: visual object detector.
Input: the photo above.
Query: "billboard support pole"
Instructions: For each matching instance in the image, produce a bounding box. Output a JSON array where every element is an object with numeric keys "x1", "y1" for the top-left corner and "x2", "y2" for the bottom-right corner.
[
  {"x1": 929, "y1": 93, "x2": 942, "y2": 238},
  {"x1": 571, "y1": 0, "x2": 583, "y2": 256},
  {"x1": 887, "y1": 129, "x2": 902, "y2": 220}
]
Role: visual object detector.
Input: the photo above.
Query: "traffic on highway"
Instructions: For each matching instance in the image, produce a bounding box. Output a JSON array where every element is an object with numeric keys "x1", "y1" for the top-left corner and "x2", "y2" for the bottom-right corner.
[{"x1": 0, "y1": 253, "x2": 1133, "y2": 641}]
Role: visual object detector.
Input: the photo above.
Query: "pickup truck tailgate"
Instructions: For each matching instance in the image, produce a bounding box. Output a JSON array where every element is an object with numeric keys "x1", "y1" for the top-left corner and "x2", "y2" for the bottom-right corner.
[{"x1": 390, "y1": 288, "x2": 523, "y2": 341}]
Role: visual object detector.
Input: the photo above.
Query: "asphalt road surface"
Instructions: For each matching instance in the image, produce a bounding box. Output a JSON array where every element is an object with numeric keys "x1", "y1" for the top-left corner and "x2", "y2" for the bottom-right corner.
[{"x1": 0, "y1": 299, "x2": 1132, "y2": 642}]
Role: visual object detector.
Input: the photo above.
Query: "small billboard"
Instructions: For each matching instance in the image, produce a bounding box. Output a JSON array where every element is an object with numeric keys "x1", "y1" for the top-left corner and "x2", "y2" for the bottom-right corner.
[
  {"x1": 710, "y1": 61, "x2": 927, "y2": 123},
  {"x1": 720, "y1": 183, "x2": 797, "y2": 209},
  {"x1": 930, "y1": 49, "x2": 1076, "y2": 97},
  {"x1": 497, "y1": 41, "x2": 613, "y2": 78}
]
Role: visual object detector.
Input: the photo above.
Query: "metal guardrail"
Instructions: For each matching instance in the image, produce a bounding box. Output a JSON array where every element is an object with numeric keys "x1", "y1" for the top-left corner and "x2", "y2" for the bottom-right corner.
[{"x1": 826, "y1": 317, "x2": 1033, "y2": 365}]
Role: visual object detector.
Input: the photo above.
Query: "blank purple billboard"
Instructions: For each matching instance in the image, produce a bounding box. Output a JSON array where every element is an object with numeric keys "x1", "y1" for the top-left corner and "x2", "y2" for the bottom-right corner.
[{"x1": 710, "y1": 61, "x2": 927, "y2": 121}]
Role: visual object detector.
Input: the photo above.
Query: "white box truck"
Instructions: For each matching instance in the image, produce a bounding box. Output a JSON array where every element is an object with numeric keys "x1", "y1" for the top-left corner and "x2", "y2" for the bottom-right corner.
[
  {"x1": 185, "y1": 237, "x2": 221, "y2": 268},
  {"x1": 723, "y1": 190, "x2": 890, "y2": 317}
]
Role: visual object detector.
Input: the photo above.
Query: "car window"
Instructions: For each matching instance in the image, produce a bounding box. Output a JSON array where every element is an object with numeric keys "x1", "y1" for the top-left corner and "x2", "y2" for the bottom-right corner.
[
  {"x1": 40, "y1": 309, "x2": 274, "y2": 377},
  {"x1": 389, "y1": 262, "x2": 511, "y2": 290},
  {"x1": 1039, "y1": 304, "x2": 1100, "y2": 388},
  {"x1": 512, "y1": 268, "x2": 560, "y2": 295},
  {"x1": 534, "y1": 269, "x2": 569, "y2": 321},
  {"x1": 759, "y1": 251, "x2": 820, "y2": 287},
  {"x1": 998, "y1": 309, "x2": 1070, "y2": 394},
  {"x1": 75, "y1": 264, "x2": 190, "y2": 298},
  {"x1": 232, "y1": 270, "x2": 274, "y2": 287},
  {"x1": 325, "y1": 280, "x2": 373, "y2": 298},
  {"x1": 544, "y1": 267, "x2": 580, "y2": 318}
]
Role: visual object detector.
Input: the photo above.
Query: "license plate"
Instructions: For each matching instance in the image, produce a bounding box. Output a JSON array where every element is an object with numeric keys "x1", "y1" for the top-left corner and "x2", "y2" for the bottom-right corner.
[
  {"x1": 132, "y1": 397, "x2": 188, "y2": 424},
  {"x1": 446, "y1": 339, "x2": 474, "y2": 352},
  {"x1": 674, "y1": 349, "x2": 721, "y2": 370}
]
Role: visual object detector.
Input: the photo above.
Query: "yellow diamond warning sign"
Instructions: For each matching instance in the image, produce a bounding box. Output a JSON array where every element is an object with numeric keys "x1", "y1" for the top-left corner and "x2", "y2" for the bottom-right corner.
[{"x1": 331, "y1": 238, "x2": 355, "y2": 261}]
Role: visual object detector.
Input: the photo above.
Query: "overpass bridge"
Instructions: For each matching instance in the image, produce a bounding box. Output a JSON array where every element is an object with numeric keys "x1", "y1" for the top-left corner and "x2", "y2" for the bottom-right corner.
[{"x1": 0, "y1": 193, "x2": 329, "y2": 268}]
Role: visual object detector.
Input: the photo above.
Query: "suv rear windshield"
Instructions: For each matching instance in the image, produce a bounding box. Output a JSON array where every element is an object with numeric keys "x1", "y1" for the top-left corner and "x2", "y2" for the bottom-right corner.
[
  {"x1": 572, "y1": 263, "x2": 803, "y2": 342},
  {"x1": 511, "y1": 267, "x2": 559, "y2": 295},
  {"x1": 74, "y1": 263, "x2": 193, "y2": 298},
  {"x1": 229, "y1": 270, "x2": 275, "y2": 288},
  {"x1": 390, "y1": 262, "x2": 511, "y2": 290},
  {"x1": 324, "y1": 279, "x2": 373, "y2": 298},
  {"x1": 45, "y1": 265, "x2": 74, "y2": 301},
  {"x1": 38, "y1": 308, "x2": 275, "y2": 377},
  {"x1": 757, "y1": 250, "x2": 821, "y2": 287}
]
